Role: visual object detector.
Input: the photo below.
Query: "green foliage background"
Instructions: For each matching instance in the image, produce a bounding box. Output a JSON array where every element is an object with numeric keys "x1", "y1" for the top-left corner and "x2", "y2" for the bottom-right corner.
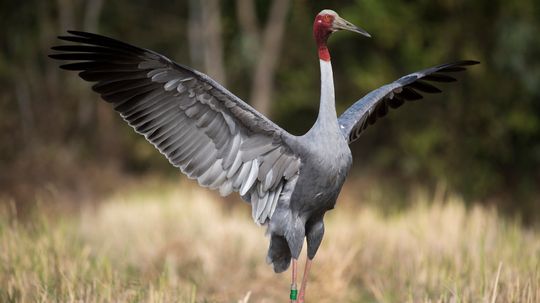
[{"x1": 0, "y1": 0, "x2": 539, "y2": 220}]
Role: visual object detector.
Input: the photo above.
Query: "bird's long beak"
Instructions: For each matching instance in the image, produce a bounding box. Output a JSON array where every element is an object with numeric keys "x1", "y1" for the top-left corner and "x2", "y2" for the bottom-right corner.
[{"x1": 333, "y1": 16, "x2": 371, "y2": 38}]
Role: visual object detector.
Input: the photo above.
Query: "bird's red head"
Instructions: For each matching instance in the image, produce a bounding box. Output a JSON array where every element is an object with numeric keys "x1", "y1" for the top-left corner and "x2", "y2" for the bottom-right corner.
[
  {"x1": 313, "y1": 9, "x2": 371, "y2": 61},
  {"x1": 313, "y1": 10, "x2": 337, "y2": 61}
]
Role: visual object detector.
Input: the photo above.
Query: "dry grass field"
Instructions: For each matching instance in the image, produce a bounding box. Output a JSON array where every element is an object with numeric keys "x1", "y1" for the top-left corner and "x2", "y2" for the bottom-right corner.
[{"x1": 1, "y1": 179, "x2": 539, "y2": 302}]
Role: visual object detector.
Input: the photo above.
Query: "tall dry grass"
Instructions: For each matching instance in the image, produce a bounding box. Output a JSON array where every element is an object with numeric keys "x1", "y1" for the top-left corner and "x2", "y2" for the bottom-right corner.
[{"x1": 1, "y1": 179, "x2": 539, "y2": 302}]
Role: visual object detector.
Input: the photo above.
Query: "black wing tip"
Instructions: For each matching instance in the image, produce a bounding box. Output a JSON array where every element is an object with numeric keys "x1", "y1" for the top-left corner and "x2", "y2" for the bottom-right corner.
[
  {"x1": 62, "y1": 30, "x2": 102, "y2": 39},
  {"x1": 57, "y1": 30, "x2": 106, "y2": 44},
  {"x1": 460, "y1": 60, "x2": 480, "y2": 65},
  {"x1": 48, "y1": 52, "x2": 72, "y2": 62},
  {"x1": 436, "y1": 60, "x2": 480, "y2": 73},
  {"x1": 66, "y1": 29, "x2": 87, "y2": 35},
  {"x1": 48, "y1": 53, "x2": 61, "y2": 60},
  {"x1": 65, "y1": 30, "x2": 111, "y2": 41},
  {"x1": 57, "y1": 62, "x2": 80, "y2": 70},
  {"x1": 447, "y1": 60, "x2": 480, "y2": 66},
  {"x1": 50, "y1": 30, "x2": 149, "y2": 66},
  {"x1": 57, "y1": 29, "x2": 87, "y2": 40},
  {"x1": 450, "y1": 60, "x2": 481, "y2": 68}
]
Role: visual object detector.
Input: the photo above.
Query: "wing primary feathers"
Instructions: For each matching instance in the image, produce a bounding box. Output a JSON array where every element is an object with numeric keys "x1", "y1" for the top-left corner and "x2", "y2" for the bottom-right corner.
[
  {"x1": 422, "y1": 73, "x2": 457, "y2": 83},
  {"x1": 407, "y1": 81, "x2": 442, "y2": 93},
  {"x1": 50, "y1": 30, "x2": 302, "y2": 226},
  {"x1": 338, "y1": 60, "x2": 479, "y2": 143}
]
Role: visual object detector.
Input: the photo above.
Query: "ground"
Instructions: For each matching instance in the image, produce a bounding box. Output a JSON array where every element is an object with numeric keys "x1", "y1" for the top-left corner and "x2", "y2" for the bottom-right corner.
[{"x1": 1, "y1": 178, "x2": 539, "y2": 302}]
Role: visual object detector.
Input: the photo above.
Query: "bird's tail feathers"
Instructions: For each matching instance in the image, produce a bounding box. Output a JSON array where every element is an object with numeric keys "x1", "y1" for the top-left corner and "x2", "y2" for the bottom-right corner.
[{"x1": 266, "y1": 235, "x2": 291, "y2": 273}]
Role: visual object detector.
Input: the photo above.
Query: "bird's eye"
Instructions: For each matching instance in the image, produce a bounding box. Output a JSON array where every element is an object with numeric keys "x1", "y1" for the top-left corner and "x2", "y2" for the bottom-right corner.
[{"x1": 323, "y1": 15, "x2": 332, "y2": 23}]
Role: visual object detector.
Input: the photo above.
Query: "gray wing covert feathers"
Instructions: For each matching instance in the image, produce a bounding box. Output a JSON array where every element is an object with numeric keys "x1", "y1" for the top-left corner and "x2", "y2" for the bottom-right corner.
[
  {"x1": 338, "y1": 60, "x2": 479, "y2": 144},
  {"x1": 50, "y1": 31, "x2": 301, "y2": 225}
]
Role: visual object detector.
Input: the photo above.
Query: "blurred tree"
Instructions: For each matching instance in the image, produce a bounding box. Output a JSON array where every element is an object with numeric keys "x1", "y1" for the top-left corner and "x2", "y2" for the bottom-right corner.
[
  {"x1": 236, "y1": 0, "x2": 290, "y2": 116},
  {"x1": 189, "y1": 0, "x2": 226, "y2": 84}
]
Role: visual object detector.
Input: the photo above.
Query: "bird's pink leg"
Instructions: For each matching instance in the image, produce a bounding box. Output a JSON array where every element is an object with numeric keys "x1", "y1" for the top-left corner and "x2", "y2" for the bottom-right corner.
[
  {"x1": 298, "y1": 258, "x2": 313, "y2": 303},
  {"x1": 290, "y1": 259, "x2": 298, "y2": 303}
]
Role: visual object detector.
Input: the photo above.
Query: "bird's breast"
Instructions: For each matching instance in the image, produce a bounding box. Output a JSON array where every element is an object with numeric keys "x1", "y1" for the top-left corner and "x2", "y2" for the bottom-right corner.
[
  {"x1": 291, "y1": 135, "x2": 352, "y2": 213},
  {"x1": 309, "y1": 147, "x2": 352, "y2": 190}
]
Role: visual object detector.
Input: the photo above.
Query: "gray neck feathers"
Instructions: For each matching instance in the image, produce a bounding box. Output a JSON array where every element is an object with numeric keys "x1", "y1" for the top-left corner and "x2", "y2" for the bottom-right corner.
[{"x1": 308, "y1": 59, "x2": 340, "y2": 137}]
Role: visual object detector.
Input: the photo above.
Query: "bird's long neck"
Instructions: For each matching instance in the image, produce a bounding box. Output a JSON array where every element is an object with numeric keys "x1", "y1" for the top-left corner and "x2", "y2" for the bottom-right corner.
[
  {"x1": 307, "y1": 18, "x2": 340, "y2": 137},
  {"x1": 316, "y1": 59, "x2": 338, "y2": 128},
  {"x1": 307, "y1": 58, "x2": 340, "y2": 138}
]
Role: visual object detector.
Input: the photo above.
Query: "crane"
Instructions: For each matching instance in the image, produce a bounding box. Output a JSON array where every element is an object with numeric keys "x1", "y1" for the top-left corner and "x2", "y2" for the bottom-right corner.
[{"x1": 50, "y1": 9, "x2": 478, "y2": 303}]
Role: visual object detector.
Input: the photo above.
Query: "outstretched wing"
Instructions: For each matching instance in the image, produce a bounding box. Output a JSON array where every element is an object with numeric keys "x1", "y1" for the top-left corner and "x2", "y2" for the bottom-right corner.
[
  {"x1": 50, "y1": 31, "x2": 301, "y2": 225},
  {"x1": 338, "y1": 61, "x2": 479, "y2": 144}
]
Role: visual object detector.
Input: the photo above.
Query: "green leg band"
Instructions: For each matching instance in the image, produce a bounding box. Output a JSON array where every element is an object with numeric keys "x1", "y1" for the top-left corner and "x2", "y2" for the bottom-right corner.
[{"x1": 290, "y1": 289, "x2": 298, "y2": 300}]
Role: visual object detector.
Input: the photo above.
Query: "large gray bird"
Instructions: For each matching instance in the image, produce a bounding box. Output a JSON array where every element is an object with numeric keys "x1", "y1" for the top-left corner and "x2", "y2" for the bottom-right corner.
[{"x1": 50, "y1": 9, "x2": 478, "y2": 302}]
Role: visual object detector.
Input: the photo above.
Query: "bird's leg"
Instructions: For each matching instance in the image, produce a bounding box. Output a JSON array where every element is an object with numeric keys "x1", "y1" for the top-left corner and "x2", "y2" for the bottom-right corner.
[
  {"x1": 290, "y1": 258, "x2": 298, "y2": 302},
  {"x1": 298, "y1": 258, "x2": 313, "y2": 303}
]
